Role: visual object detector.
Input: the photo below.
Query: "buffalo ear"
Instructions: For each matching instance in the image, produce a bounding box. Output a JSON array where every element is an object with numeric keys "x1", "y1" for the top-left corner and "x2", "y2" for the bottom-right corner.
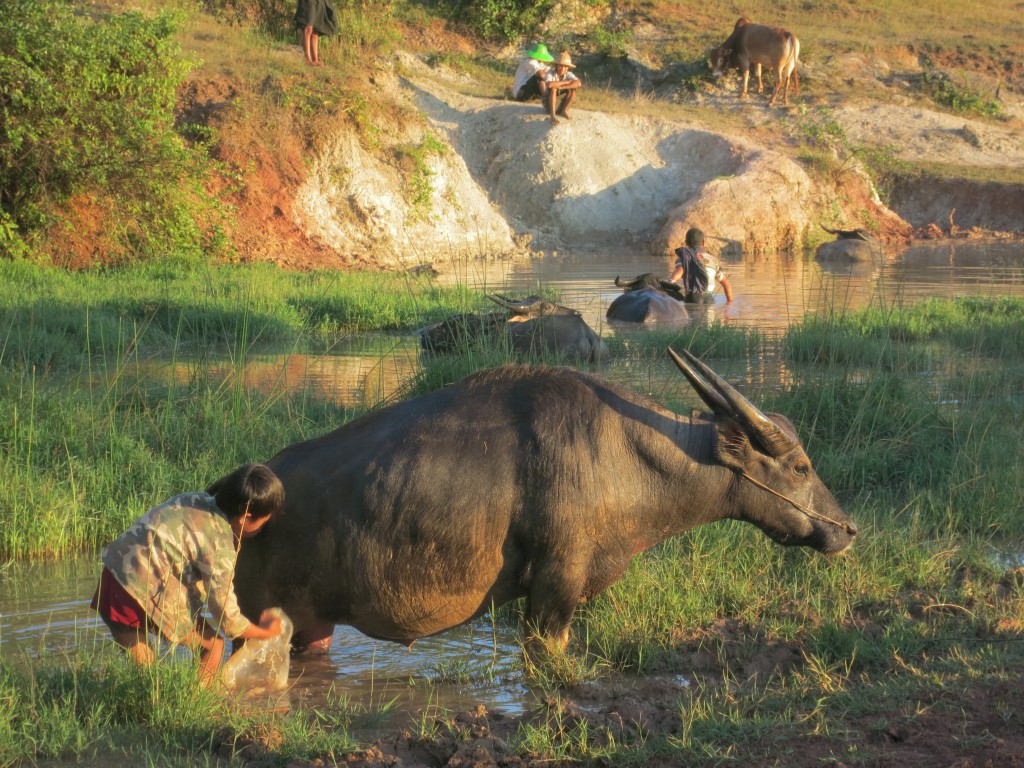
[{"x1": 714, "y1": 419, "x2": 752, "y2": 470}]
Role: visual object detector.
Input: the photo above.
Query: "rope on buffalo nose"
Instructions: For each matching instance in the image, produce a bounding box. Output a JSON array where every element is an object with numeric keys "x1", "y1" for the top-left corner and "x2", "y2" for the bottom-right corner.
[{"x1": 737, "y1": 471, "x2": 857, "y2": 535}]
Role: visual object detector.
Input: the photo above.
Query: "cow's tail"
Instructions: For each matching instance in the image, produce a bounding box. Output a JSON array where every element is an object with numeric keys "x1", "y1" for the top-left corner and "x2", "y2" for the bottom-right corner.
[{"x1": 785, "y1": 31, "x2": 800, "y2": 96}]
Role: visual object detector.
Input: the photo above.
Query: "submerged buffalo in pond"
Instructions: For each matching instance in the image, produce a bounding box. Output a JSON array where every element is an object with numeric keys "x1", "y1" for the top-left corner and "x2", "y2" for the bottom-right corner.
[
  {"x1": 420, "y1": 295, "x2": 606, "y2": 363},
  {"x1": 606, "y1": 273, "x2": 688, "y2": 324},
  {"x1": 234, "y1": 348, "x2": 857, "y2": 654}
]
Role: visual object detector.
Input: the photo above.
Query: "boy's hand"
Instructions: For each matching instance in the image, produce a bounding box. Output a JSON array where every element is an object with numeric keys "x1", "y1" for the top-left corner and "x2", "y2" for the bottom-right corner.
[{"x1": 258, "y1": 610, "x2": 283, "y2": 636}]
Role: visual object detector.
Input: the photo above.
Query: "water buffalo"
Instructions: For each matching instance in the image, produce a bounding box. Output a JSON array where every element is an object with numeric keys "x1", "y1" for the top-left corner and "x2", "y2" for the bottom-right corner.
[
  {"x1": 420, "y1": 295, "x2": 606, "y2": 363},
  {"x1": 710, "y1": 17, "x2": 800, "y2": 107},
  {"x1": 606, "y1": 273, "x2": 688, "y2": 324},
  {"x1": 233, "y1": 348, "x2": 857, "y2": 654}
]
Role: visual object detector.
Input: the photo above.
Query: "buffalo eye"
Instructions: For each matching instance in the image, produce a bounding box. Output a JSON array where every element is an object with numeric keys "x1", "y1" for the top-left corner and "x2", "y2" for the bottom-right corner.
[{"x1": 794, "y1": 462, "x2": 810, "y2": 477}]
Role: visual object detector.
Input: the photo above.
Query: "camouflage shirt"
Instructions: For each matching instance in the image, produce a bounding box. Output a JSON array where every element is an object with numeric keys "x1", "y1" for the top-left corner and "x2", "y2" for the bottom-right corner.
[{"x1": 101, "y1": 492, "x2": 252, "y2": 644}]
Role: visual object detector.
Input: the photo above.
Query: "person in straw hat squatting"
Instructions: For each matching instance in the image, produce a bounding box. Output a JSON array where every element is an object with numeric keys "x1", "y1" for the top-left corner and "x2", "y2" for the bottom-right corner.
[
  {"x1": 544, "y1": 51, "x2": 582, "y2": 124},
  {"x1": 511, "y1": 43, "x2": 554, "y2": 102}
]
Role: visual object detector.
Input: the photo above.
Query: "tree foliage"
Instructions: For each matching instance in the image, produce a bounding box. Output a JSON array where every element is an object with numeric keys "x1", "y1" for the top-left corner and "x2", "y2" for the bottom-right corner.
[
  {"x1": 0, "y1": 1, "x2": 208, "y2": 261},
  {"x1": 427, "y1": 0, "x2": 554, "y2": 44}
]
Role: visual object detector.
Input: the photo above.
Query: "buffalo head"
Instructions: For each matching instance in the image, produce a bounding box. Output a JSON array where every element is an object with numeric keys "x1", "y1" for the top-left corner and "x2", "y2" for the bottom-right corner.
[{"x1": 669, "y1": 346, "x2": 857, "y2": 555}]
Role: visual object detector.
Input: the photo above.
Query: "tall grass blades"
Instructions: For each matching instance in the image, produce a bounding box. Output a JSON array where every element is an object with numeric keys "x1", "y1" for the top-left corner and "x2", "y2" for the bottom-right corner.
[{"x1": 0, "y1": 261, "x2": 485, "y2": 559}]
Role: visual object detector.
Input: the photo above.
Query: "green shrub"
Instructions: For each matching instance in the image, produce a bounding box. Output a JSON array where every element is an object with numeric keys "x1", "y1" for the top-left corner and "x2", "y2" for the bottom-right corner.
[
  {"x1": 0, "y1": 1, "x2": 214, "y2": 262},
  {"x1": 428, "y1": 0, "x2": 553, "y2": 44},
  {"x1": 920, "y1": 68, "x2": 1004, "y2": 119}
]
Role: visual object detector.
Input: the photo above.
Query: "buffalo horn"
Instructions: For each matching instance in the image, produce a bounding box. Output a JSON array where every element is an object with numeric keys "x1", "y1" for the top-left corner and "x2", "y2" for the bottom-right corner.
[
  {"x1": 667, "y1": 347, "x2": 796, "y2": 457},
  {"x1": 667, "y1": 346, "x2": 730, "y2": 417},
  {"x1": 488, "y1": 295, "x2": 537, "y2": 318},
  {"x1": 614, "y1": 275, "x2": 633, "y2": 288}
]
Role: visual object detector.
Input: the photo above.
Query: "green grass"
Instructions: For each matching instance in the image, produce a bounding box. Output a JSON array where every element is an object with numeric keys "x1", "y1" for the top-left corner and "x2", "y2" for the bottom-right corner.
[
  {"x1": 0, "y1": 260, "x2": 487, "y2": 558},
  {"x1": 2, "y1": 265, "x2": 1024, "y2": 765},
  {"x1": 0, "y1": 645, "x2": 393, "y2": 766}
]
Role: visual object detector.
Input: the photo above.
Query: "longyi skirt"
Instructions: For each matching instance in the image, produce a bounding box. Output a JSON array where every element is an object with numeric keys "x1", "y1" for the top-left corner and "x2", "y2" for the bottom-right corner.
[{"x1": 295, "y1": 0, "x2": 339, "y2": 36}]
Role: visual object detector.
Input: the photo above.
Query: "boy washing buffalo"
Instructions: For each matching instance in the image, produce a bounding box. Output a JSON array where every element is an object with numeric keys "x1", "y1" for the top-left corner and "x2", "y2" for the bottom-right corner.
[{"x1": 91, "y1": 463, "x2": 284, "y2": 685}]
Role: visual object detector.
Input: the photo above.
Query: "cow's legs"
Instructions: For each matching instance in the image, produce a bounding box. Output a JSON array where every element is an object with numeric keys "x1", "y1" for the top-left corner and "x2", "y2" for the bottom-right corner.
[
  {"x1": 292, "y1": 622, "x2": 335, "y2": 654},
  {"x1": 754, "y1": 63, "x2": 764, "y2": 94},
  {"x1": 524, "y1": 567, "x2": 583, "y2": 651},
  {"x1": 770, "y1": 63, "x2": 793, "y2": 106}
]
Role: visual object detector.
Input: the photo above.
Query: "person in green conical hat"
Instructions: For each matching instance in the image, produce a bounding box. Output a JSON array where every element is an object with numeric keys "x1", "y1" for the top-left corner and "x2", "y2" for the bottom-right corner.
[{"x1": 511, "y1": 42, "x2": 554, "y2": 101}]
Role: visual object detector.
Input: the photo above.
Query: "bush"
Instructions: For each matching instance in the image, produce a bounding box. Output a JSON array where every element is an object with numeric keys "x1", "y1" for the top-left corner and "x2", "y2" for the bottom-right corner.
[
  {"x1": 0, "y1": 1, "x2": 213, "y2": 262},
  {"x1": 427, "y1": 0, "x2": 553, "y2": 44}
]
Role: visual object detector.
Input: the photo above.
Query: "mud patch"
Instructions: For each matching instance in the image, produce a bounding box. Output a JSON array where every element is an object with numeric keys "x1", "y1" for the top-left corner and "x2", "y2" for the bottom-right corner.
[{"x1": 891, "y1": 175, "x2": 1024, "y2": 234}]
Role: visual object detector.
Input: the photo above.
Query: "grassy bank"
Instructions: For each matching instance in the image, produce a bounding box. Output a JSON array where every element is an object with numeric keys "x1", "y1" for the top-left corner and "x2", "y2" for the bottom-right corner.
[
  {"x1": 0, "y1": 260, "x2": 481, "y2": 558},
  {"x1": 5, "y1": 0, "x2": 1019, "y2": 268},
  {"x1": 1, "y1": 264, "x2": 1023, "y2": 765}
]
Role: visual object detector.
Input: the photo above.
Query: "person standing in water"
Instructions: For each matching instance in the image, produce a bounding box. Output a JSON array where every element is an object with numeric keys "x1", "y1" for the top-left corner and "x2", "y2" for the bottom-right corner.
[
  {"x1": 295, "y1": 0, "x2": 339, "y2": 67},
  {"x1": 670, "y1": 227, "x2": 735, "y2": 302}
]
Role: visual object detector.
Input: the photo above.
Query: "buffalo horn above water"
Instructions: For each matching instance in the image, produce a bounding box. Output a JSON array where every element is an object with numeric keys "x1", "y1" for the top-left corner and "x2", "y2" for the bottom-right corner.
[{"x1": 667, "y1": 347, "x2": 796, "y2": 458}]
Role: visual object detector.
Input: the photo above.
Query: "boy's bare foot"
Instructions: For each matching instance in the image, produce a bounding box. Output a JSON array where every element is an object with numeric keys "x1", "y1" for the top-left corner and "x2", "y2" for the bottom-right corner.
[
  {"x1": 550, "y1": 115, "x2": 560, "y2": 124},
  {"x1": 557, "y1": 111, "x2": 572, "y2": 120}
]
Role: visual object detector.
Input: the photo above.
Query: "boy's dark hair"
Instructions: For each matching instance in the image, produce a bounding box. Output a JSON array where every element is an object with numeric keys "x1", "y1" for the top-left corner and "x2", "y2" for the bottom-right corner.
[
  {"x1": 685, "y1": 227, "x2": 705, "y2": 248},
  {"x1": 207, "y1": 463, "x2": 285, "y2": 521}
]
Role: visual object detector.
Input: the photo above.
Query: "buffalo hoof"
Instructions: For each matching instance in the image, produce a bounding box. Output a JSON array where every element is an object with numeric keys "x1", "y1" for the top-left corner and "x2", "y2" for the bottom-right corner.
[{"x1": 291, "y1": 623, "x2": 335, "y2": 655}]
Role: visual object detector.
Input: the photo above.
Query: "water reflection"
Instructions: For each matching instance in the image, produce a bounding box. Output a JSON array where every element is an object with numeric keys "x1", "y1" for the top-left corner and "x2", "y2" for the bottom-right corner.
[
  {"x1": 137, "y1": 336, "x2": 422, "y2": 409},
  {"x1": 263, "y1": 240, "x2": 1024, "y2": 406},
  {"x1": 103, "y1": 240, "x2": 1024, "y2": 412},
  {"x1": 0, "y1": 558, "x2": 535, "y2": 717},
  {"x1": 434, "y1": 239, "x2": 1024, "y2": 334}
]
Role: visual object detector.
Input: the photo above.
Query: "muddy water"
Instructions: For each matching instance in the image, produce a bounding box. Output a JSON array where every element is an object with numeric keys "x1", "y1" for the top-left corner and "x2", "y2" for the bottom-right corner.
[
  {"x1": 0, "y1": 558, "x2": 533, "y2": 719},
  {"x1": 436, "y1": 239, "x2": 1024, "y2": 333},
  {"x1": 142, "y1": 240, "x2": 1024, "y2": 408},
  {"x1": 2, "y1": 239, "x2": 1022, "y2": 718}
]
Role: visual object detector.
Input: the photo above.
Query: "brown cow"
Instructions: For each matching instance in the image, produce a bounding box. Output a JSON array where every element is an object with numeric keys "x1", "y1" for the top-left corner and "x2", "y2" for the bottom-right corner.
[{"x1": 709, "y1": 17, "x2": 800, "y2": 107}]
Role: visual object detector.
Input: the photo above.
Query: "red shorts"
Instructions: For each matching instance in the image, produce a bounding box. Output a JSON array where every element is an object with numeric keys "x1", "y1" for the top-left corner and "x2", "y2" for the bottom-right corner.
[{"x1": 91, "y1": 567, "x2": 157, "y2": 634}]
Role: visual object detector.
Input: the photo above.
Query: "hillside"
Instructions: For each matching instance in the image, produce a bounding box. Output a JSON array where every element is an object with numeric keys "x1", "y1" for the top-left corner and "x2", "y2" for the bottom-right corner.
[{"x1": 8, "y1": 0, "x2": 1024, "y2": 269}]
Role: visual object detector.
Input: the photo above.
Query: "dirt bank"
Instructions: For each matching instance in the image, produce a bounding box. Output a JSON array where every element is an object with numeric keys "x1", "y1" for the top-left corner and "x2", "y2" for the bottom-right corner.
[{"x1": 274, "y1": 47, "x2": 1023, "y2": 268}]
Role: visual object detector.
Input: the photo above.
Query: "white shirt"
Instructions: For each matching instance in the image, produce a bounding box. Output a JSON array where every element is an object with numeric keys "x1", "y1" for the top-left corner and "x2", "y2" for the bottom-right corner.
[
  {"x1": 513, "y1": 58, "x2": 549, "y2": 98},
  {"x1": 545, "y1": 69, "x2": 579, "y2": 84}
]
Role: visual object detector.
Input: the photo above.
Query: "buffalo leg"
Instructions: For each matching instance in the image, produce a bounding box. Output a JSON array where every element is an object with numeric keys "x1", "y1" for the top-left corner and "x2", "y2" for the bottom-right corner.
[
  {"x1": 292, "y1": 622, "x2": 335, "y2": 654},
  {"x1": 524, "y1": 568, "x2": 583, "y2": 651}
]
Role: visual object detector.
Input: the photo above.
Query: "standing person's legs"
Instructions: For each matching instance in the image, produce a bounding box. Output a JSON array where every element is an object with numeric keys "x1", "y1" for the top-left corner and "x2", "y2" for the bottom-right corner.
[
  {"x1": 720, "y1": 276, "x2": 735, "y2": 302},
  {"x1": 303, "y1": 25, "x2": 316, "y2": 65},
  {"x1": 310, "y1": 31, "x2": 322, "y2": 66}
]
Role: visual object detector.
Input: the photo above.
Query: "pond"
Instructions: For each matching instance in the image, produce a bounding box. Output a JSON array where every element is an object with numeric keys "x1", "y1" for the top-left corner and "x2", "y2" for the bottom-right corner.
[
  {"x1": 130, "y1": 239, "x2": 1024, "y2": 410},
  {"x1": 2, "y1": 238, "x2": 1022, "y2": 720}
]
